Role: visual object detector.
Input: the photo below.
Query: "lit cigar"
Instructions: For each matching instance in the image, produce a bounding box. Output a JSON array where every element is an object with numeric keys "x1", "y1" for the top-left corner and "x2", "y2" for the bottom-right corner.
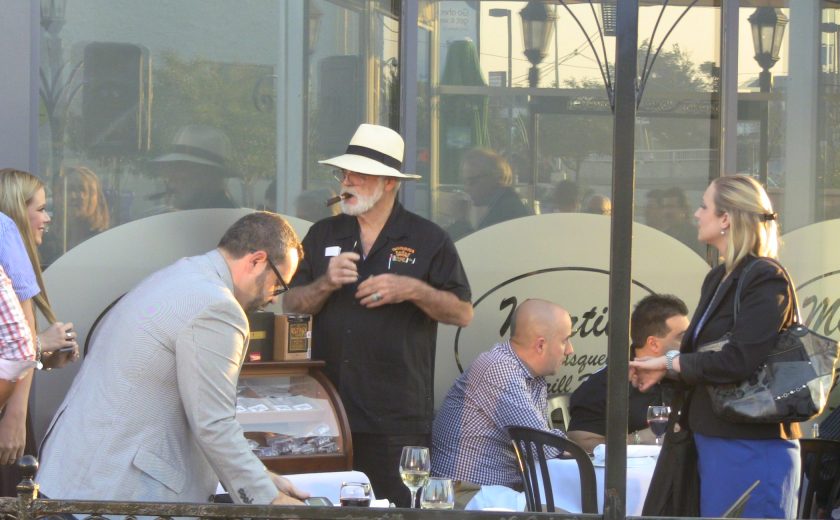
[{"x1": 326, "y1": 193, "x2": 352, "y2": 207}]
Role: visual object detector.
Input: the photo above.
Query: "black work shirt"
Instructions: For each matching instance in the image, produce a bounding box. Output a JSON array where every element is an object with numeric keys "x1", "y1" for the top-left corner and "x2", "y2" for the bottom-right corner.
[
  {"x1": 290, "y1": 202, "x2": 471, "y2": 434},
  {"x1": 568, "y1": 366, "x2": 663, "y2": 435}
]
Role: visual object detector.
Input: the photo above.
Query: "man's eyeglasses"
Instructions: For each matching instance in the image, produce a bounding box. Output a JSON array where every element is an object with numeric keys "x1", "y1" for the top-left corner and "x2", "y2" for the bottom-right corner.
[
  {"x1": 265, "y1": 257, "x2": 290, "y2": 296},
  {"x1": 251, "y1": 250, "x2": 289, "y2": 296},
  {"x1": 332, "y1": 169, "x2": 368, "y2": 184}
]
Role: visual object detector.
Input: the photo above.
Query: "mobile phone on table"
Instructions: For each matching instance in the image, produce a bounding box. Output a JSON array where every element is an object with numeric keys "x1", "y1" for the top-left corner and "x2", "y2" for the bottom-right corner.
[{"x1": 304, "y1": 497, "x2": 333, "y2": 507}]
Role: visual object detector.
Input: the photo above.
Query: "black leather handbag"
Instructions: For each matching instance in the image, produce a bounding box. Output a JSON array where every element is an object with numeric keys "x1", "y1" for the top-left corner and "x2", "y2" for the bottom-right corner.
[
  {"x1": 642, "y1": 390, "x2": 700, "y2": 517},
  {"x1": 698, "y1": 258, "x2": 840, "y2": 424}
]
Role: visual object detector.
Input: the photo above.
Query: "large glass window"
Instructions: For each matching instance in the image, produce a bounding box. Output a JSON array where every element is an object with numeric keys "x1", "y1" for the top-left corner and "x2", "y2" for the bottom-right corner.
[
  {"x1": 735, "y1": 2, "x2": 837, "y2": 229},
  {"x1": 39, "y1": 1, "x2": 283, "y2": 263},
  {"x1": 821, "y1": 1, "x2": 840, "y2": 221},
  {"x1": 38, "y1": 0, "x2": 399, "y2": 265},
  {"x1": 419, "y1": 0, "x2": 720, "y2": 260}
]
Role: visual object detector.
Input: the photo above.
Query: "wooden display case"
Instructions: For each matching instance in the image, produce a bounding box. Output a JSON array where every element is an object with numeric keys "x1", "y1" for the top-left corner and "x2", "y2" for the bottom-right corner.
[{"x1": 237, "y1": 360, "x2": 352, "y2": 474}]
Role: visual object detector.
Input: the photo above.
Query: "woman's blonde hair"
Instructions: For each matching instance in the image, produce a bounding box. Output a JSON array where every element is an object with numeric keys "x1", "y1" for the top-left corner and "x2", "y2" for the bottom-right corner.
[
  {"x1": 66, "y1": 166, "x2": 110, "y2": 232},
  {"x1": 0, "y1": 168, "x2": 57, "y2": 323},
  {"x1": 711, "y1": 174, "x2": 780, "y2": 272}
]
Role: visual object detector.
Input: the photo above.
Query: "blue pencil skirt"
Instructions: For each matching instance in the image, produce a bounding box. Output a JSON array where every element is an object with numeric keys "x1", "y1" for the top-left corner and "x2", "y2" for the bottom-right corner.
[{"x1": 694, "y1": 433, "x2": 800, "y2": 519}]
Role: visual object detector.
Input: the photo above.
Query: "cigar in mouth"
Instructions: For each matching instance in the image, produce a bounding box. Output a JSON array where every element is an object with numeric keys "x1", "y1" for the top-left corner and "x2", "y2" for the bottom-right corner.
[{"x1": 326, "y1": 193, "x2": 352, "y2": 207}]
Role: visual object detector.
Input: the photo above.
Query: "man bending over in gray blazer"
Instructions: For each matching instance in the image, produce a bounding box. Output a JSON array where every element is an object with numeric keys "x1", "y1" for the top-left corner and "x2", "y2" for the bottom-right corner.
[{"x1": 37, "y1": 212, "x2": 308, "y2": 505}]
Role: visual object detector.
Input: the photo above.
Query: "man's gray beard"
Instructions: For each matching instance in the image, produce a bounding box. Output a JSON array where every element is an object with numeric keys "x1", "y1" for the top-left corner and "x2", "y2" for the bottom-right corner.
[{"x1": 340, "y1": 180, "x2": 385, "y2": 216}]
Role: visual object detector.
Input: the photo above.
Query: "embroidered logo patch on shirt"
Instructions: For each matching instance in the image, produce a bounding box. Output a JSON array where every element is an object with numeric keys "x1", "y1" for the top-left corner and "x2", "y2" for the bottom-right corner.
[{"x1": 388, "y1": 246, "x2": 417, "y2": 269}]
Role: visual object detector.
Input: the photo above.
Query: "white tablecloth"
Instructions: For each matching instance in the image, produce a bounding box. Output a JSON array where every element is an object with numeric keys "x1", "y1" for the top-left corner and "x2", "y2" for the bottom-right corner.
[
  {"x1": 286, "y1": 470, "x2": 372, "y2": 505},
  {"x1": 546, "y1": 449, "x2": 658, "y2": 515}
]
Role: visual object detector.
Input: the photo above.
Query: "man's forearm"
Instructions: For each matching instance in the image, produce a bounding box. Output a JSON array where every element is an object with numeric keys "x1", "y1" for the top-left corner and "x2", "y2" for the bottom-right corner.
[
  {"x1": 566, "y1": 430, "x2": 605, "y2": 453},
  {"x1": 408, "y1": 280, "x2": 473, "y2": 327},
  {"x1": 3, "y1": 369, "x2": 32, "y2": 415},
  {"x1": 6, "y1": 298, "x2": 37, "y2": 414},
  {"x1": 283, "y1": 276, "x2": 337, "y2": 315}
]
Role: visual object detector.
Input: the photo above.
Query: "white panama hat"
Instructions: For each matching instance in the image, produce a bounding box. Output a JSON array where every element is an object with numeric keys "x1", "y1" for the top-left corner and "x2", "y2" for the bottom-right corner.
[
  {"x1": 319, "y1": 123, "x2": 421, "y2": 180},
  {"x1": 152, "y1": 125, "x2": 239, "y2": 177}
]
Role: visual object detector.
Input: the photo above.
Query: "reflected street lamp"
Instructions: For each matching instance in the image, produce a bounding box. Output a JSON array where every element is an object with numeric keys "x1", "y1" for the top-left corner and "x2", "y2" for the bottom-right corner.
[
  {"x1": 520, "y1": 0, "x2": 555, "y2": 213},
  {"x1": 489, "y1": 9, "x2": 512, "y2": 87},
  {"x1": 749, "y1": 7, "x2": 788, "y2": 187},
  {"x1": 520, "y1": 0, "x2": 555, "y2": 88},
  {"x1": 40, "y1": 0, "x2": 66, "y2": 36},
  {"x1": 490, "y1": 8, "x2": 513, "y2": 155}
]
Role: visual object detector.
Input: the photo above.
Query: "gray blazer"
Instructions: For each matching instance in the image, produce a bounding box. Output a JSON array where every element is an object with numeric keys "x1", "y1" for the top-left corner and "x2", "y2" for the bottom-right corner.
[{"x1": 37, "y1": 250, "x2": 278, "y2": 504}]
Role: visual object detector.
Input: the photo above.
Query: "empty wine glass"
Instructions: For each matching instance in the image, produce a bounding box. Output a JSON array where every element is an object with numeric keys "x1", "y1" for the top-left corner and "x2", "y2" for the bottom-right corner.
[
  {"x1": 399, "y1": 446, "x2": 430, "y2": 508},
  {"x1": 647, "y1": 405, "x2": 671, "y2": 445},
  {"x1": 420, "y1": 477, "x2": 454, "y2": 510}
]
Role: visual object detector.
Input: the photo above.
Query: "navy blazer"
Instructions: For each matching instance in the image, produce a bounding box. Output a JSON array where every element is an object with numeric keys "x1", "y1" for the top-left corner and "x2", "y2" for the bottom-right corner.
[{"x1": 678, "y1": 254, "x2": 801, "y2": 440}]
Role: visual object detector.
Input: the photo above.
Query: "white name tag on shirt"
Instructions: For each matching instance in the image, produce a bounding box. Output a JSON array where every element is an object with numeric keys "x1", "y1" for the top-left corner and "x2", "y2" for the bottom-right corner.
[{"x1": 325, "y1": 246, "x2": 341, "y2": 257}]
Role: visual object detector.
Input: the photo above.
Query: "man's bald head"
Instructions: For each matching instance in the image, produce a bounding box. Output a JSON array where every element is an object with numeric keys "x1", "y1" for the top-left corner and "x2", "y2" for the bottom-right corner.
[
  {"x1": 510, "y1": 299, "x2": 566, "y2": 341},
  {"x1": 510, "y1": 299, "x2": 574, "y2": 377}
]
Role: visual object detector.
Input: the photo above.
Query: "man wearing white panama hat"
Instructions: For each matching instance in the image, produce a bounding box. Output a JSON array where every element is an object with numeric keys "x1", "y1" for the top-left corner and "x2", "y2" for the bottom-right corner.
[
  {"x1": 284, "y1": 123, "x2": 474, "y2": 506},
  {"x1": 151, "y1": 125, "x2": 239, "y2": 211}
]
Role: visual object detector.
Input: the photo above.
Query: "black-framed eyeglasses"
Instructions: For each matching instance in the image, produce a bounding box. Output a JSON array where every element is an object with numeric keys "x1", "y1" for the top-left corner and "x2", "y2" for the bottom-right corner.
[
  {"x1": 251, "y1": 249, "x2": 289, "y2": 296},
  {"x1": 266, "y1": 257, "x2": 290, "y2": 296}
]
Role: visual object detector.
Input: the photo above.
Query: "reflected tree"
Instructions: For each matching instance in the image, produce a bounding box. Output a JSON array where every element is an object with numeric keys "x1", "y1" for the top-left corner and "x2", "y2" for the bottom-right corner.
[
  {"x1": 533, "y1": 40, "x2": 714, "y2": 182},
  {"x1": 151, "y1": 52, "x2": 277, "y2": 206}
]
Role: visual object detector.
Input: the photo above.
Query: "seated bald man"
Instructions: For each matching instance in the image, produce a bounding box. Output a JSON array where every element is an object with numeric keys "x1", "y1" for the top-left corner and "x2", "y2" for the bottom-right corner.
[{"x1": 431, "y1": 299, "x2": 574, "y2": 508}]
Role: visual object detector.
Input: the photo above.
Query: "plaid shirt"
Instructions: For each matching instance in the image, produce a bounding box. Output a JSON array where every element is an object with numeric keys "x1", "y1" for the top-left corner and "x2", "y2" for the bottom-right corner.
[
  {"x1": 0, "y1": 265, "x2": 36, "y2": 380},
  {"x1": 431, "y1": 341, "x2": 563, "y2": 488}
]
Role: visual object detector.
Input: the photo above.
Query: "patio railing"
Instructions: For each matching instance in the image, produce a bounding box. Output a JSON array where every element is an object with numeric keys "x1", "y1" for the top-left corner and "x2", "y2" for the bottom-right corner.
[{"x1": 0, "y1": 456, "x2": 599, "y2": 520}]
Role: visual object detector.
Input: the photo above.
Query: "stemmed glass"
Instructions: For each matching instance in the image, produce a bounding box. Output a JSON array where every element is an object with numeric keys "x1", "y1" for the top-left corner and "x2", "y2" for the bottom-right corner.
[
  {"x1": 647, "y1": 405, "x2": 671, "y2": 445},
  {"x1": 399, "y1": 446, "x2": 430, "y2": 508},
  {"x1": 420, "y1": 477, "x2": 455, "y2": 510},
  {"x1": 339, "y1": 481, "x2": 372, "y2": 507}
]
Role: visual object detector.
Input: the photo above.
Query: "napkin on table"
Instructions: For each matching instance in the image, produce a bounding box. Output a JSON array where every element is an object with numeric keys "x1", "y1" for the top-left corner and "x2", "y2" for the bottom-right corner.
[
  {"x1": 591, "y1": 444, "x2": 661, "y2": 466},
  {"x1": 465, "y1": 485, "x2": 527, "y2": 511}
]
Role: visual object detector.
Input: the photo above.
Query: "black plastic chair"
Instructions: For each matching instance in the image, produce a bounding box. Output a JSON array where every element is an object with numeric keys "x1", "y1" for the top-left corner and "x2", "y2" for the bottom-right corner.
[
  {"x1": 506, "y1": 425, "x2": 597, "y2": 513},
  {"x1": 799, "y1": 438, "x2": 840, "y2": 518}
]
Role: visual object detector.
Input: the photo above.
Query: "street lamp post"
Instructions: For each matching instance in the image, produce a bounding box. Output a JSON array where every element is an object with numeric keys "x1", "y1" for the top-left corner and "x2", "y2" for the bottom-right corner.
[
  {"x1": 749, "y1": 7, "x2": 788, "y2": 187},
  {"x1": 520, "y1": 0, "x2": 555, "y2": 89},
  {"x1": 41, "y1": 0, "x2": 68, "y2": 178},
  {"x1": 489, "y1": 8, "x2": 513, "y2": 156},
  {"x1": 40, "y1": 0, "x2": 70, "y2": 252},
  {"x1": 520, "y1": 0, "x2": 555, "y2": 211}
]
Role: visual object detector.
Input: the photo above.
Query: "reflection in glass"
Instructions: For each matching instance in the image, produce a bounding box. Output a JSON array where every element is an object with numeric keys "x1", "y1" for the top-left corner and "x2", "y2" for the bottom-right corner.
[{"x1": 42, "y1": 166, "x2": 110, "y2": 262}]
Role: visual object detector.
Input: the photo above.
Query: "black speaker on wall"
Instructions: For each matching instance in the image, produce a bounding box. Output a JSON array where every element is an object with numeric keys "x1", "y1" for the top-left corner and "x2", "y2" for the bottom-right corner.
[
  {"x1": 316, "y1": 55, "x2": 363, "y2": 158},
  {"x1": 82, "y1": 42, "x2": 152, "y2": 156}
]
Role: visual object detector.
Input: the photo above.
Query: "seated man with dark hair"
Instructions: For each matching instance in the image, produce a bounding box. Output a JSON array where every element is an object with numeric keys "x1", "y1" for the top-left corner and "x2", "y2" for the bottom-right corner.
[{"x1": 567, "y1": 294, "x2": 689, "y2": 453}]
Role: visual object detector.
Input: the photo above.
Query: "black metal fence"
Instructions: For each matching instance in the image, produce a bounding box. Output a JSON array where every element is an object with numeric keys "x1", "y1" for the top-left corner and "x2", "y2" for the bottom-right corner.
[{"x1": 0, "y1": 456, "x2": 599, "y2": 520}]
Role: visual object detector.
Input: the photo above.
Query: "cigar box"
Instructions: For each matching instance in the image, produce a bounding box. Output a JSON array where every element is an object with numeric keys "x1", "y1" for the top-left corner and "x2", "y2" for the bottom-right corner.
[
  {"x1": 246, "y1": 311, "x2": 275, "y2": 361},
  {"x1": 273, "y1": 313, "x2": 312, "y2": 361}
]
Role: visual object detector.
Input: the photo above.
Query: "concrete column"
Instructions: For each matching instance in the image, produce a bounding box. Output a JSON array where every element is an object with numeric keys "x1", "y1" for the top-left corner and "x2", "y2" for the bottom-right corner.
[{"x1": 0, "y1": 2, "x2": 38, "y2": 171}]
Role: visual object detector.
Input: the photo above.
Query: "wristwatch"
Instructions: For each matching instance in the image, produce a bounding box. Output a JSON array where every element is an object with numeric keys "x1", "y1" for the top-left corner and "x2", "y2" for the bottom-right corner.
[{"x1": 665, "y1": 350, "x2": 681, "y2": 377}]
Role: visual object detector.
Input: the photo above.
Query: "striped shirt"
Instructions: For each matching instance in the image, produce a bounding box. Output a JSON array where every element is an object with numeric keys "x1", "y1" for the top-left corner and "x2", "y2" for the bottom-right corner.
[
  {"x1": 431, "y1": 341, "x2": 563, "y2": 488},
  {"x1": 0, "y1": 265, "x2": 36, "y2": 380}
]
